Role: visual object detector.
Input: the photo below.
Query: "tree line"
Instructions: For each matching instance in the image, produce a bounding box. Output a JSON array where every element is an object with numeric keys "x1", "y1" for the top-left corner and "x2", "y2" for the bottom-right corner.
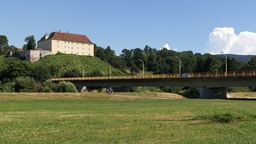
[
  {"x1": 1, "y1": 34, "x2": 256, "y2": 93},
  {"x1": 95, "y1": 45, "x2": 256, "y2": 75}
]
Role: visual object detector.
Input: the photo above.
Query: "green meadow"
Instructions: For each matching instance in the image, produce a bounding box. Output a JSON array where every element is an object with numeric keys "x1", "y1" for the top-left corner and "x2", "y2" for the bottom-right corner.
[{"x1": 0, "y1": 93, "x2": 256, "y2": 143}]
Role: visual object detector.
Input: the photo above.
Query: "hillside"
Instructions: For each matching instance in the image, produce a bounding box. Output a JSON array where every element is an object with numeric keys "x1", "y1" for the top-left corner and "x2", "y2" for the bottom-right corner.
[
  {"x1": 36, "y1": 54, "x2": 125, "y2": 77},
  {"x1": 217, "y1": 54, "x2": 254, "y2": 62}
]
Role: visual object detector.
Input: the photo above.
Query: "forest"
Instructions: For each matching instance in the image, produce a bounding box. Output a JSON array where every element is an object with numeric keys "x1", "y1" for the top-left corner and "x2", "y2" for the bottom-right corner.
[{"x1": 1, "y1": 34, "x2": 256, "y2": 93}]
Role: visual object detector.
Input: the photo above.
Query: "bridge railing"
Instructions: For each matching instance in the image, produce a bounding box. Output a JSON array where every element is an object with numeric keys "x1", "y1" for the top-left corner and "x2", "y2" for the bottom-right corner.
[{"x1": 51, "y1": 71, "x2": 256, "y2": 81}]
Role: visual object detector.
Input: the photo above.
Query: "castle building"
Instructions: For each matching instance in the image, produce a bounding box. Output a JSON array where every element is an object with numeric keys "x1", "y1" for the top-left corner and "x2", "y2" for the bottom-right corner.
[{"x1": 38, "y1": 31, "x2": 94, "y2": 56}]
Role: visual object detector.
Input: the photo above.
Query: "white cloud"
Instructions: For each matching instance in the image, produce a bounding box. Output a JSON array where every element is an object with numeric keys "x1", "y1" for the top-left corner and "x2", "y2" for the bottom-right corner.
[
  {"x1": 205, "y1": 27, "x2": 256, "y2": 55},
  {"x1": 161, "y1": 43, "x2": 171, "y2": 50}
]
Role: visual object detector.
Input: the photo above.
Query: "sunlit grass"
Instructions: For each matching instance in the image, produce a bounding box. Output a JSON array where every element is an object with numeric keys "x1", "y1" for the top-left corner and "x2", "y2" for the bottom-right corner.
[{"x1": 0, "y1": 93, "x2": 256, "y2": 143}]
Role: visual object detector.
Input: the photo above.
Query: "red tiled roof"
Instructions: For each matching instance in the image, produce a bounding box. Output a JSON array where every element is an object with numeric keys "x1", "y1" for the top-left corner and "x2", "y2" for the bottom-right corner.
[{"x1": 38, "y1": 31, "x2": 93, "y2": 44}]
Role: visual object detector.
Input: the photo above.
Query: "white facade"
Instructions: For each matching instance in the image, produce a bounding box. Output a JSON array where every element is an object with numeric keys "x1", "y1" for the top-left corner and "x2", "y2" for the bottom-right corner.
[{"x1": 37, "y1": 32, "x2": 94, "y2": 56}]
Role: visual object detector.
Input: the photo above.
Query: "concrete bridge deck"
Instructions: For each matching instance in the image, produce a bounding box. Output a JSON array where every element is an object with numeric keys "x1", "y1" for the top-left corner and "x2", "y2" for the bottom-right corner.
[{"x1": 51, "y1": 71, "x2": 256, "y2": 98}]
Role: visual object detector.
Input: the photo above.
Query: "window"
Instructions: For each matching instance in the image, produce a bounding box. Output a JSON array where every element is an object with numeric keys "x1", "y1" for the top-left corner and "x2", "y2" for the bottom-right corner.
[
  {"x1": 57, "y1": 41, "x2": 59, "y2": 43},
  {"x1": 88, "y1": 48, "x2": 90, "y2": 51},
  {"x1": 77, "y1": 47, "x2": 79, "y2": 49},
  {"x1": 71, "y1": 47, "x2": 73, "y2": 49},
  {"x1": 68, "y1": 46, "x2": 70, "y2": 48},
  {"x1": 64, "y1": 46, "x2": 66, "y2": 48},
  {"x1": 82, "y1": 48, "x2": 84, "y2": 50},
  {"x1": 71, "y1": 52, "x2": 73, "y2": 54}
]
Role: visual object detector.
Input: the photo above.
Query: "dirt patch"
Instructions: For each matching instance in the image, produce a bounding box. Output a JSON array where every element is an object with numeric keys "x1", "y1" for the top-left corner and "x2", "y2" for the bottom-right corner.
[{"x1": 156, "y1": 93, "x2": 185, "y2": 99}]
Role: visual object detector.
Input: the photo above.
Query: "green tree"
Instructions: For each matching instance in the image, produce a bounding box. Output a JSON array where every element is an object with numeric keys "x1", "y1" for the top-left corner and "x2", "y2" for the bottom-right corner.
[
  {"x1": 9, "y1": 45, "x2": 18, "y2": 52},
  {"x1": 246, "y1": 56, "x2": 256, "y2": 70},
  {"x1": 1, "y1": 58, "x2": 32, "y2": 82},
  {"x1": 30, "y1": 64, "x2": 51, "y2": 82},
  {"x1": 203, "y1": 54, "x2": 220, "y2": 72},
  {"x1": 195, "y1": 53, "x2": 205, "y2": 72},
  {"x1": 130, "y1": 64, "x2": 140, "y2": 75},
  {"x1": 120, "y1": 48, "x2": 134, "y2": 67},
  {"x1": 0, "y1": 35, "x2": 9, "y2": 55},
  {"x1": 110, "y1": 55, "x2": 126, "y2": 71},
  {"x1": 23, "y1": 35, "x2": 36, "y2": 50},
  {"x1": 180, "y1": 51, "x2": 196, "y2": 73}
]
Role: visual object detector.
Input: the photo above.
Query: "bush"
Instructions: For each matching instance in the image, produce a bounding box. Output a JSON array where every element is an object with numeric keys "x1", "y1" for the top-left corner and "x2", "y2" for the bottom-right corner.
[
  {"x1": 52, "y1": 81, "x2": 78, "y2": 92},
  {"x1": 64, "y1": 68, "x2": 81, "y2": 77},
  {"x1": 160, "y1": 86, "x2": 182, "y2": 93},
  {"x1": 87, "y1": 70, "x2": 103, "y2": 77},
  {"x1": 227, "y1": 87, "x2": 252, "y2": 92},
  {"x1": 128, "y1": 86, "x2": 162, "y2": 92},
  {"x1": 38, "y1": 80, "x2": 53, "y2": 92},
  {"x1": 0, "y1": 81, "x2": 15, "y2": 92},
  {"x1": 14, "y1": 76, "x2": 36, "y2": 92}
]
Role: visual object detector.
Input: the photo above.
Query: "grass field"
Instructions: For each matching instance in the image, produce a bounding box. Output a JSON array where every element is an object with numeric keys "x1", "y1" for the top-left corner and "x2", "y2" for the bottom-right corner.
[{"x1": 0, "y1": 92, "x2": 256, "y2": 143}]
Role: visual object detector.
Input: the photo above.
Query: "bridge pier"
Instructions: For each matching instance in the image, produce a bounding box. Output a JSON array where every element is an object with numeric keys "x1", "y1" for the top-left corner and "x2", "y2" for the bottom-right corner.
[
  {"x1": 75, "y1": 85, "x2": 87, "y2": 92},
  {"x1": 200, "y1": 87, "x2": 227, "y2": 99}
]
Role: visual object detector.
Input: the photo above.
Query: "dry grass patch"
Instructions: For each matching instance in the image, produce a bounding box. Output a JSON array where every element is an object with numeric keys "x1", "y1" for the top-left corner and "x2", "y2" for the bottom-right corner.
[
  {"x1": 0, "y1": 92, "x2": 185, "y2": 101},
  {"x1": 228, "y1": 92, "x2": 256, "y2": 98}
]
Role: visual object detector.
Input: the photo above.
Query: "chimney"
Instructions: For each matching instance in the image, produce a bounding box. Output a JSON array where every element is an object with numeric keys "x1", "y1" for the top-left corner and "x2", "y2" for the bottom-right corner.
[
  {"x1": 67, "y1": 31, "x2": 69, "y2": 33},
  {"x1": 59, "y1": 30, "x2": 61, "y2": 32}
]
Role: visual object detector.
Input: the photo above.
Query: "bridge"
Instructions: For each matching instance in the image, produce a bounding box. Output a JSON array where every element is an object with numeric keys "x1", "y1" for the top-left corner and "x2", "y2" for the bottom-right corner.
[{"x1": 51, "y1": 71, "x2": 256, "y2": 98}]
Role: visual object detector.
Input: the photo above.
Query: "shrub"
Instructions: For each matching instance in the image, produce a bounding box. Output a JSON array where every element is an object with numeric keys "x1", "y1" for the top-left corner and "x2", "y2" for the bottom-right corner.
[
  {"x1": 52, "y1": 81, "x2": 78, "y2": 92},
  {"x1": 87, "y1": 70, "x2": 103, "y2": 77},
  {"x1": 160, "y1": 86, "x2": 182, "y2": 93},
  {"x1": 0, "y1": 81, "x2": 15, "y2": 92},
  {"x1": 227, "y1": 87, "x2": 252, "y2": 92},
  {"x1": 14, "y1": 76, "x2": 36, "y2": 92},
  {"x1": 38, "y1": 80, "x2": 53, "y2": 92},
  {"x1": 30, "y1": 65, "x2": 51, "y2": 82}
]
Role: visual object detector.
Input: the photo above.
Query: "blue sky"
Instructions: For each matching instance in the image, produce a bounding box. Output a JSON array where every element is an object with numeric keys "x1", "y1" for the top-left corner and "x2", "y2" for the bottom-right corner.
[{"x1": 1, "y1": 0, "x2": 256, "y2": 55}]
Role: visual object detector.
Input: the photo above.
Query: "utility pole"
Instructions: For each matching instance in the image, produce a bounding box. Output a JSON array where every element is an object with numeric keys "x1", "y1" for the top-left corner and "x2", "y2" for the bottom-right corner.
[
  {"x1": 81, "y1": 66, "x2": 84, "y2": 77},
  {"x1": 138, "y1": 59, "x2": 144, "y2": 78},
  {"x1": 221, "y1": 52, "x2": 227, "y2": 76},
  {"x1": 175, "y1": 56, "x2": 181, "y2": 77}
]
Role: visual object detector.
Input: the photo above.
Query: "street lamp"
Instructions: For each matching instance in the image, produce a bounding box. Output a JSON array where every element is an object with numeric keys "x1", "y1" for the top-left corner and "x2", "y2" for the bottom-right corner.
[
  {"x1": 138, "y1": 59, "x2": 144, "y2": 77},
  {"x1": 221, "y1": 51, "x2": 227, "y2": 76},
  {"x1": 175, "y1": 56, "x2": 182, "y2": 77}
]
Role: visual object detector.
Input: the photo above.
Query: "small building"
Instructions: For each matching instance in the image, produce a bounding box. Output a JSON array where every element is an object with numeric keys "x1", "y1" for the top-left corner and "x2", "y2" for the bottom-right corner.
[
  {"x1": 18, "y1": 49, "x2": 51, "y2": 62},
  {"x1": 37, "y1": 31, "x2": 94, "y2": 56}
]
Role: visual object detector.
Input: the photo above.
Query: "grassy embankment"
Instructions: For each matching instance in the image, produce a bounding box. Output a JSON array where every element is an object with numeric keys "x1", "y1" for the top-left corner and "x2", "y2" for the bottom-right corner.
[{"x1": 0, "y1": 92, "x2": 256, "y2": 143}]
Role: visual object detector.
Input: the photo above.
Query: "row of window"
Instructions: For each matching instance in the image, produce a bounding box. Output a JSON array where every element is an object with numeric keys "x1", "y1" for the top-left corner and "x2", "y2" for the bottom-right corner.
[
  {"x1": 57, "y1": 41, "x2": 91, "y2": 46},
  {"x1": 56, "y1": 45, "x2": 90, "y2": 51},
  {"x1": 63, "y1": 51, "x2": 90, "y2": 55}
]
